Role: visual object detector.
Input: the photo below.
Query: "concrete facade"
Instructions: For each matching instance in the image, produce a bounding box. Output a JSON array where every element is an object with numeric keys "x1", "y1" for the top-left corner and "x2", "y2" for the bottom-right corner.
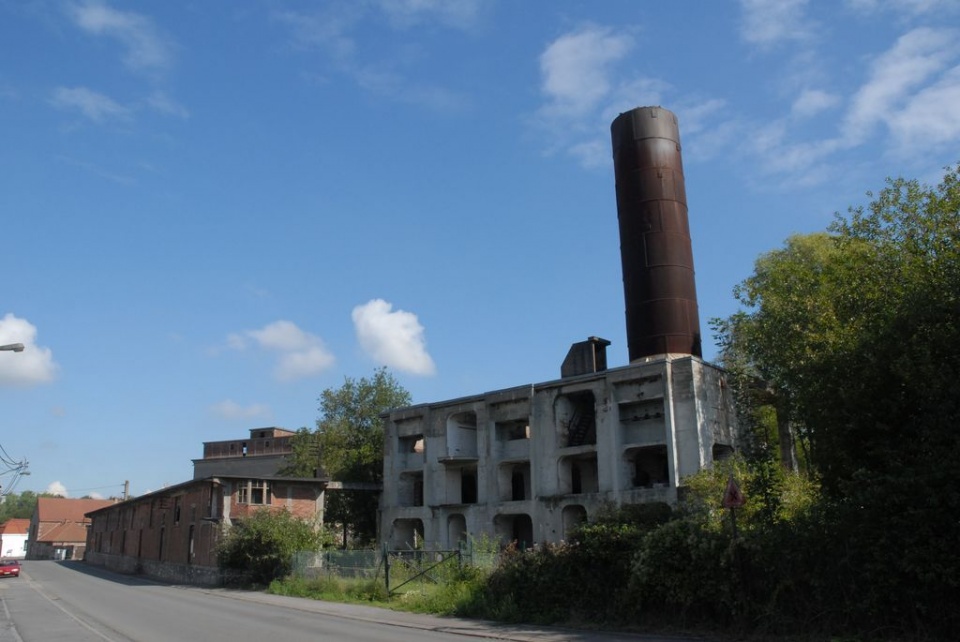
[
  {"x1": 85, "y1": 475, "x2": 326, "y2": 586},
  {"x1": 380, "y1": 354, "x2": 736, "y2": 550}
]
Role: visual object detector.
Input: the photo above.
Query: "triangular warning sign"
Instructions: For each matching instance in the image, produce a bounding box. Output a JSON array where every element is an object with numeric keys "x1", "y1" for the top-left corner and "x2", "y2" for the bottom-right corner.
[{"x1": 722, "y1": 475, "x2": 745, "y2": 508}]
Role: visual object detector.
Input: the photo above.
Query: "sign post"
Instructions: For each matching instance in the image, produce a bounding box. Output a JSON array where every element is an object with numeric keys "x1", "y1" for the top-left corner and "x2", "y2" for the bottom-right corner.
[{"x1": 722, "y1": 474, "x2": 746, "y2": 539}]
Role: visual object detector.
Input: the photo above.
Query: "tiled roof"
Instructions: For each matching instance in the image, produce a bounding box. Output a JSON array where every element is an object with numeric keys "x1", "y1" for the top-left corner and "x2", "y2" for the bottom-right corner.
[
  {"x1": 37, "y1": 521, "x2": 89, "y2": 544},
  {"x1": 36, "y1": 497, "x2": 115, "y2": 522},
  {"x1": 0, "y1": 519, "x2": 30, "y2": 535}
]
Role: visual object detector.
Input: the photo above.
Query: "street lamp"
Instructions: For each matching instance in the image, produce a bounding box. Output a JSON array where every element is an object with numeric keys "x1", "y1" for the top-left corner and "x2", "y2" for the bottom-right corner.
[{"x1": 0, "y1": 343, "x2": 24, "y2": 352}]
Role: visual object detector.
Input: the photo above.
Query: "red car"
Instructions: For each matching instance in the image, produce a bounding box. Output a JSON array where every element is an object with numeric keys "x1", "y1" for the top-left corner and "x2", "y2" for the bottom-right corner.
[{"x1": 0, "y1": 559, "x2": 20, "y2": 578}]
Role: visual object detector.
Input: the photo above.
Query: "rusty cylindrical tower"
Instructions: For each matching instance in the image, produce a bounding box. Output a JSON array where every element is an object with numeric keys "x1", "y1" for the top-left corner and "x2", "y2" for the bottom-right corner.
[{"x1": 611, "y1": 106, "x2": 702, "y2": 361}]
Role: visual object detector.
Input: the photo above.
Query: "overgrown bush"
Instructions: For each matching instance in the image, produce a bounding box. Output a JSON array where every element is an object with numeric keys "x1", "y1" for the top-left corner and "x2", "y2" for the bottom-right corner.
[
  {"x1": 218, "y1": 508, "x2": 329, "y2": 585},
  {"x1": 458, "y1": 504, "x2": 671, "y2": 625}
]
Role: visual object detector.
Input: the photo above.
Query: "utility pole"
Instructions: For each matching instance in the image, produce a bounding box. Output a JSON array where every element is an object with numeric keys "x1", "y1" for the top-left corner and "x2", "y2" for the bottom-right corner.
[{"x1": 123, "y1": 480, "x2": 129, "y2": 501}]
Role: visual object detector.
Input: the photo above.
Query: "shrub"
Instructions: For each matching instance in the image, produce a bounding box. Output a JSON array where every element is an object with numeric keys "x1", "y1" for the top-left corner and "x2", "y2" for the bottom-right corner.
[{"x1": 217, "y1": 508, "x2": 328, "y2": 585}]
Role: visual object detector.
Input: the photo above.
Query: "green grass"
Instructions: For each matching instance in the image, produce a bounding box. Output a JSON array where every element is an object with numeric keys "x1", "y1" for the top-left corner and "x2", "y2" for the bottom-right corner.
[{"x1": 267, "y1": 565, "x2": 486, "y2": 616}]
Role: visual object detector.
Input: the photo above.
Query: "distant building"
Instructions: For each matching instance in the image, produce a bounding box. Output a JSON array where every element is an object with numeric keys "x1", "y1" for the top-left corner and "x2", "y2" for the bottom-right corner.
[
  {"x1": 84, "y1": 426, "x2": 326, "y2": 586},
  {"x1": 0, "y1": 518, "x2": 30, "y2": 559},
  {"x1": 85, "y1": 475, "x2": 326, "y2": 586},
  {"x1": 27, "y1": 497, "x2": 116, "y2": 560},
  {"x1": 192, "y1": 427, "x2": 297, "y2": 479}
]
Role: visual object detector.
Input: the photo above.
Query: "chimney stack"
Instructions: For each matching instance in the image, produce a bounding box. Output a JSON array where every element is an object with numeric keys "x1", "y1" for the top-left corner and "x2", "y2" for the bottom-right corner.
[{"x1": 611, "y1": 106, "x2": 702, "y2": 361}]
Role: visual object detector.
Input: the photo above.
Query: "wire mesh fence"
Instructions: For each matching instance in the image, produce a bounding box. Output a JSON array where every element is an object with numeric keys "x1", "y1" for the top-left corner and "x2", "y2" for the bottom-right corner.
[{"x1": 290, "y1": 540, "x2": 502, "y2": 592}]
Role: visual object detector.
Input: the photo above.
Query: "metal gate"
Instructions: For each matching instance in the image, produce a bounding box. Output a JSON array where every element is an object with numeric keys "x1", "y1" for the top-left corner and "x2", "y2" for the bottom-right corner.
[{"x1": 383, "y1": 548, "x2": 461, "y2": 595}]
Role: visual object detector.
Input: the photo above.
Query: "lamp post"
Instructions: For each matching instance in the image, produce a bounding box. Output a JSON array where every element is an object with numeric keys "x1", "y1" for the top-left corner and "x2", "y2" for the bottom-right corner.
[{"x1": 0, "y1": 343, "x2": 24, "y2": 352}]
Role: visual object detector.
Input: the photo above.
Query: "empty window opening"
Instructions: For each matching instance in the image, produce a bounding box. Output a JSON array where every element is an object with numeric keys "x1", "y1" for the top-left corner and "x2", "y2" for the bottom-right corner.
[
  {"x1": 618, "y1": 399, "x2": 666, "y2": 444},
  {"x1": 447, "y1": 514, "x2": 467, "y2": 548},
  {"x1": 511, "y1": 471, "x2": 526, "y2": 501},
  {"x1": 562, "y1": 505, "x2": 587, "y2": 539},
  {"x1": 446, "y1": 411, "x2": 478, "y2": 458},
  {"x1": 496, "y1": 419, "x2": 530, "y2": 441},
  {"x1": 461, "y1": 470, "x2": 478, "y2": 504},
  {"x1": 400, "y1": 434, "x2": 425, "y2": 453},
  {"x1": 631, "y1": 445, "x2": 670, "y2": 488},
  {"x1": 557, "y1": 391, "x2": 597, "y2": 447},
  {"x1": 498, "y1": 462, "x2": 531, "y2": 501},
  {"x1": 495, "y1": 514, "x2": 534, "y2": 550},
  {"x1": 712, "y1": 444, "x2": 734, "y2": 462},
  {"x1": 399, "y1": 472, "x2": 424, "y2": 507},
  {"x1": 560, "y1": 454, "x2": 599, "y2": 495},
  {"x1": 391, "y1": 519, "x2": 425, "y2": 550}
]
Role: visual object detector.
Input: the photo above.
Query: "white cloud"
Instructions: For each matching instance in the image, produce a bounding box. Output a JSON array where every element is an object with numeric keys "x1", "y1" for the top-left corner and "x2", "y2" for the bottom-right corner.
[
  {"x1": 532, "y1": 25, "x2": 675, "y2": 169},
  {"x1": 538, "y1": 26, "x2": 633, "y2": 120},
  {"x1": 739, "y1": 0, "x2": 814, "y2": 48},
  {"x1": 211, "y1": 400, "x2": 271, "y2": 420},
  {"x1": 0, "y1": 314, "x2": 59, "y2": 387},
  {"x1": 352, "y1": 299, "x2": 436, "y2": 376},
  {"x1": 738, "y1": 26, "x2": 960, "y2": 187},
  {"x1": 844, "y1": 27, "x2": 960, "y2": 145},
  {"x1": 229, "y1": 320, "x2": 335, "y2": 381},
  {"x1": 889, "y1": 64, "x2": 960, "y2": 152},
  {"x1": 68, "y1": 1, "x2": 173, "y2": 72},
  {"x1": 791, "y1": 89, "x2": 841, "y2": 118},
  {"x1": 46, "y1": 481, "x2": 68, "y2": 497},
  {"x1": 51, "y1": 86, "x2": 129, "y2": 123}
]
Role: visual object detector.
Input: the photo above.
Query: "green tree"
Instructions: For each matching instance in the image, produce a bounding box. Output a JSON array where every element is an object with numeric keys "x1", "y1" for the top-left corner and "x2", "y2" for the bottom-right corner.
[
  {"x1": 0, "y1": 490, "x2": 40, "y2": 522},
  {"x1": 713, "y1": 163, "x2": 960, "y2": 637},
  {"x1": 281, "y1": 368, "x2": 411, "y2": 546},
  {"x1": 719, "y1": 166, "x2": 960, "y2": 493}
]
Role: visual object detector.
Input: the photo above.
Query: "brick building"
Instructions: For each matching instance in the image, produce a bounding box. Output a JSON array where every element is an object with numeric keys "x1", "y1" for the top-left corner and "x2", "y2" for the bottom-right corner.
[
  {"x1": 27, "y1": 497, "x2": 116, "y2": 560},
  {"x1": 85, "y1": 475, "x2": 326, "y2": 585}
]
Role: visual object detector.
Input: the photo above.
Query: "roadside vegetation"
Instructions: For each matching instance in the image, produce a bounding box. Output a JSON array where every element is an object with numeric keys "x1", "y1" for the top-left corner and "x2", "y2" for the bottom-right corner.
[{"x1": 244, "y1": 164, "x2": 960, "y2": 640}]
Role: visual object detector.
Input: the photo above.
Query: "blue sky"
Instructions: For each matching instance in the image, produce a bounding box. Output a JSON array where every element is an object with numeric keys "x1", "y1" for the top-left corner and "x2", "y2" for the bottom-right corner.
[{"x1": 2, "y1": 0, "x2": 958, "y2": 499}]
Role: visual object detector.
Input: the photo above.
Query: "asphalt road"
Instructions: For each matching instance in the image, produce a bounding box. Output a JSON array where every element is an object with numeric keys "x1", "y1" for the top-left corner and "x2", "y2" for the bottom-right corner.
[{"x1": 0, "y1": 561, "x2": 702, "y2": 642}]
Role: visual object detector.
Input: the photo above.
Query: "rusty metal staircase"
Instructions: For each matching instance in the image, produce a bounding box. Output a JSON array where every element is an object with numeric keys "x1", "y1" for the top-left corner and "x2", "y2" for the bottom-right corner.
[{"x1": 566, "y1": 402, "x2": 596, "y2": 447}]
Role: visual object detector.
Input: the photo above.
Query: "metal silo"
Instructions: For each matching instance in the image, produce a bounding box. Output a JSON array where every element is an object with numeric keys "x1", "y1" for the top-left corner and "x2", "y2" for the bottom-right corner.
[{"x1": 611, "y1": 106, "x2": 702, "y2": 360}]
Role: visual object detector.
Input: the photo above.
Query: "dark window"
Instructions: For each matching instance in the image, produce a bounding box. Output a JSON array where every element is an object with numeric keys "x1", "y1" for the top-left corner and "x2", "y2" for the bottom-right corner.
[
  {"x1": 511, "y1": 471, "x2": 525, "y2": 501},
  {"x1": 237, "y1": 479, "x2": 271, "y2": 505},
  {"x1": 461, "y1": 471, "x2": 477, "y2": 504}
]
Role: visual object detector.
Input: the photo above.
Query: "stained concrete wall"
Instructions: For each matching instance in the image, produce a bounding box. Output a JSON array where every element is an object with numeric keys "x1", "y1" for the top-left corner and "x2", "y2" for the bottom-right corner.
[{"x1": 380, "y1": 355, "x2": 737, "y2": 550}]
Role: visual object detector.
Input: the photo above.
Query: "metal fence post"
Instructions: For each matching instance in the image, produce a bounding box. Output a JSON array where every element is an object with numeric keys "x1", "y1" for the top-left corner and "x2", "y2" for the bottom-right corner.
[{"x1": 382, "y1": 542, "x2": 390, "y2": 593}]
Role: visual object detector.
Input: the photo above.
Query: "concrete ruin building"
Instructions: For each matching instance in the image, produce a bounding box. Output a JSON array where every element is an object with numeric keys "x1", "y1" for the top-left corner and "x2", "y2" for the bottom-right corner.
[{"x1": 380, "y1": 106, "x2": 738, "y2": 550}]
